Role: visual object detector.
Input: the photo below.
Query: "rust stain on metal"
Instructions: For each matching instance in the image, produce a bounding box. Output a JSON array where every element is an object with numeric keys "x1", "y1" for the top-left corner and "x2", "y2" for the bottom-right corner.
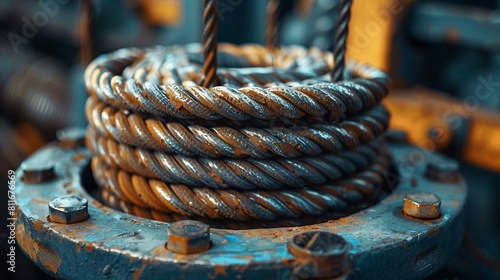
[
  {"x1": 207, "y1": 266, "x2": 228, "y2": 279},
  {"x1": 33, "y1": 220, "x2": 44, "y2": 232},
  {"x1": 402, "y1": 239, "x2": 408, "y2": 254},
  {"x1": 92, "y1": 200, "x2": 111, "y2": 214},
  {"x1": 37, "y1": 242, "x2": 62, "y2": 274},
  {"x1": 133, "y1": 261, "x2": 149, "y2": 280},
  {"x1": 427, "y1": 227, "x2": 440, "y2": 237},
  {"x1": 16, "y1": 222, "x2": 61, "y2": 274},
  {"x1": 31, "y1": 198, "x2": 49, "y2": 204},
  {"x1": 85, "y1": 243, "x2": 95, "y2": 252},
  {"x1": 119, "y1": 216, "x2": 144, "y2": 225},
  {"x1": 151, "y1": 244, "x2": 168, "y2": 257},
  {"x1": 72, "y1": 153, "x2": 88, "y2": 162}
]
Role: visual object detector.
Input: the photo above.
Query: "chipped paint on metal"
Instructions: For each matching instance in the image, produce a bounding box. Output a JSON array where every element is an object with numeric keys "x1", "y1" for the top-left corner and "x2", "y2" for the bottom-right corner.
[{"x1": 14, "y1": 143, "x2": 467, "y2": 280}]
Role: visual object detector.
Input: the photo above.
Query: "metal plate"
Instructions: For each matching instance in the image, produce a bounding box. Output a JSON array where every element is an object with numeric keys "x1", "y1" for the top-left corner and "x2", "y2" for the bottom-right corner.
[{"x1": 14, "y1": 142, "x2": 466, "y2": 280}]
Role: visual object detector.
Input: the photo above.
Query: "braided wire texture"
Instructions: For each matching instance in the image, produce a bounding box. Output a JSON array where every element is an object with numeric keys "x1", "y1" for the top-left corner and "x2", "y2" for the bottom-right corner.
[
  {"x1": 84, "y1": 44, "x2": 389, "y2": 121},
  {"x1": 265, "y1": 0, "x2": 279, "y2": 50},
  {"x1": 80, "y1": 0, "x2": 95, "y2": 66},
  {"x1": 96, "y1": 187, "x2": 381, "y2": 229},
  {"x1": 86, "y1": 96, "x2": 389, "y2": 159},
  {"x1": 201, "y1": 0, "x2": 219, "y2": 87},
  {"x1": 92, "y1": 147, "x2": 391, "y2": 221},
  {"x1": 331, "y1": 0, "x2": 352, "y2": 82},
  {"x1": 87, "y1": 127, "x2": 383, "y2": 190},
  {"x1": 85, "y1": 43, "x2": 393, "y2": 224}
]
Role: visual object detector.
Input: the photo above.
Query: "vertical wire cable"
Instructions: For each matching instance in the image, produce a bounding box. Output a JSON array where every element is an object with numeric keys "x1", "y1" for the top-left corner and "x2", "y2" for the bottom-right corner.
[
  {"x1": 265, "y1": 0, "x2": 279, "y2": 50},
  {"x1": 265, "y1": 0, "x2": 279, "y2": 67},
  {"x1": 330, "y1": 0, "x2": 352, "y2": 82},
  {"x1": 201, "y1": 0, "x2": 219, "y2": 87},
  {"x1": 80, "y1": 0, "x2": 95, "y2": 66}
]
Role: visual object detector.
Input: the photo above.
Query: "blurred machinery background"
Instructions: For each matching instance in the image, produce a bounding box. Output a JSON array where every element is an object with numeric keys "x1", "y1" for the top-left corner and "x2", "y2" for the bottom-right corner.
[{"x1": 1, "y1": 0, "x2": 499, "y2": 279}]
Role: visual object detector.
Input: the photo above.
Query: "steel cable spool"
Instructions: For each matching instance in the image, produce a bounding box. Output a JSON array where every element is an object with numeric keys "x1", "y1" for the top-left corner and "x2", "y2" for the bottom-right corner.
[{"x1": 84, "y1": 0, "x2": 392, "y2": 227}]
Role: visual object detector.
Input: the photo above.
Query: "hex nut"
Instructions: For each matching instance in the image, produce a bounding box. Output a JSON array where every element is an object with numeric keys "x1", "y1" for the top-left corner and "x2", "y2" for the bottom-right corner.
[
  {"x1": 49, "y1": 196, "x2": 89, "y2": 224},
  {"x1": 21, "y1": 160, "x2": 55, "y2": 184},
  {"x1": 403, "y1": 192, "x2": 441, "y2": 219},
  {"x1": 57, "y1": 127, "x2": 87, "y2": 149},
  {"x1": 426, "y1": 159, "x2": 459, "y2": 182},
  {"x1": 167, "y1": 220, "x2": 210, "y2": 254},
  {"x1": 287, "y1": 231, "x2": 350, "y2": 278}
]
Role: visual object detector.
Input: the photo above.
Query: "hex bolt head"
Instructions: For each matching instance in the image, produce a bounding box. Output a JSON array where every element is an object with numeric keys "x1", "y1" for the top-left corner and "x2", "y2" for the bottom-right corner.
[
  {"x1": 287, "y1": 231, "x2": 350, "y2": 278},
  {"x1": 49, "y1": 196, "x2": 89, "y2": 224},
  {"x1": 167, "y1": 220, "x2": 210, "y2": 254},
  {"x1": 403, "y1": 192, "x2": 441, "y2": 219},
  {"x1": 21, "y1": 160, "x2": 55, "y2": 184},
  {"x1": 426, "y1": 159, "x2": 459, "y2": 182},
  {"x1": 57, "y1": 127, "x2": 87, "y2": 149}
]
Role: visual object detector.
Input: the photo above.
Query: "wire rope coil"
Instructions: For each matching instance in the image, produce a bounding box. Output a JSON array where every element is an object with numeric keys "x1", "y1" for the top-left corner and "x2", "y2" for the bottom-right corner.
[{"x1": 84, "y1": 0, "x2": 393, "y2": 225}]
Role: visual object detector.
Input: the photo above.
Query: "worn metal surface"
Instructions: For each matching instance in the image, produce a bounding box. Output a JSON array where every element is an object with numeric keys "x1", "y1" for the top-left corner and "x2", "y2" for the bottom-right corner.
[{"x1": 15, "y1": 142, "x2": 466, "y2": 279}]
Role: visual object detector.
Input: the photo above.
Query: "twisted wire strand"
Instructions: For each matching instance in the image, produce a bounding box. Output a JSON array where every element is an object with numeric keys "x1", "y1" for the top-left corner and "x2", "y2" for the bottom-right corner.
[
  {"x1": 92, "y1": 148, "x2": 391, "y2": 221},
  {"x1": 80, "y1": 0, "x2": 95, "y2": 65},
  {"x1": 97, "y1": 187, "x2": 382, "y2": 229},
  {"x1": 201, "y1": 0, "x2": 219, "y2": 87},
  {"x1": 265, "y1": 0, "x2": 279, "y2": 50},
  {"x1": 87, "y1": 127, "x2": 383, "y2": 190},
  {"x1": 331, "y1": 0, "x2": 352, "y2": 82},
  {"x1": 84, "y1": 45, "x2": 389, "y2": 121},
  {"x1": 85, "y1": 96, "x2": 389, "y2": 159}
]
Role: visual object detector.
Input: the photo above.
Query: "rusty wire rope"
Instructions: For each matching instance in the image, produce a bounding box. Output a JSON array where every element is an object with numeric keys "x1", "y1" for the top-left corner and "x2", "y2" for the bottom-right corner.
[
  {"x1": 265, "y1": 0, "x2": 279, "y2": 50},
  {"x1": 201, "y1": 0, "x2": 219, "y2": 87},
  {"x1": 331, "y1": 0, "x2": 352, "y2": 82},
  {"x1": 80, "y1": 0, "x2": 95, "y2": 66},
  {"x1": 84, "y1": 1, "x2": 392, "y2": 227}
]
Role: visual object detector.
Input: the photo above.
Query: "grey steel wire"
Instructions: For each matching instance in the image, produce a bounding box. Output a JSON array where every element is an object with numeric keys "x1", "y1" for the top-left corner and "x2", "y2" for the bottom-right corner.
[
  {"x1": 331, "y1": 0, "x2": 352, "y2": 82},
  {"x1": 201, "y1": 0, "x2": 219, "y2": 87},
  {"x1": 92, "y1": 148, "x2": 391, "y2": 221},
  {"x1": 87, "y1": 127, "x2": 383, "y2": 189},
  {"x1": 85, "y1": 96, "x2": 389, "y2": 158},
  {"x1": 84, "y1": 45, "x2": 389, "y2": 121}
]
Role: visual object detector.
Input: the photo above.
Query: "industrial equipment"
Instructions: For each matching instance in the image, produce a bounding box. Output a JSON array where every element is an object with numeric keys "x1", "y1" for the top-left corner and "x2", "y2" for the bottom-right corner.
[{"x1": 1, "y1": 0, "x2": 499, "y2": 279}]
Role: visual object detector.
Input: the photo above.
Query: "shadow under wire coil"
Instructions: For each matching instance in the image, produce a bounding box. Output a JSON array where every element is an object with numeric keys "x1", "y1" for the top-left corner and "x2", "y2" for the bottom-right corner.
[{"x1": 84, "y1": 42, "x2": 392, "y2": 226}]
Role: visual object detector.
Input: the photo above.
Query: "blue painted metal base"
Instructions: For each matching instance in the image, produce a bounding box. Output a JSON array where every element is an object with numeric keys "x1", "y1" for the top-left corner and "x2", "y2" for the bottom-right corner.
[{"x1": 14, "y1": 142, "x2": 466, "y2": 279}]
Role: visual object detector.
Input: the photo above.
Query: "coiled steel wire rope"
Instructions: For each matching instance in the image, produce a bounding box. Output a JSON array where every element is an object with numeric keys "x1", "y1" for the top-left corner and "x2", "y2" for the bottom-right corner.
[{"x1": 85, "y1": 0, "x2": 393, "y2": 226}]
